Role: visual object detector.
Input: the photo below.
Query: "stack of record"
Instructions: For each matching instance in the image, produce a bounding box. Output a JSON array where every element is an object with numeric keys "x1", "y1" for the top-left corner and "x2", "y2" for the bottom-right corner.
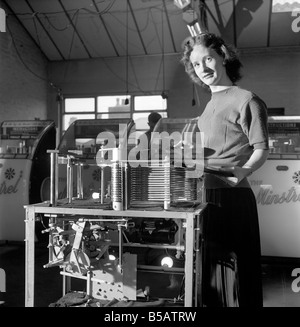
[
  {"x1": 170, "y1": 167, "x2": 198, "y2": 202},
  {"x1": 129, "y1": 164, "x2": 199, "y2": 207},
  {"x1": 130, "y1": 163, "x2": 170, "y2": 205}
]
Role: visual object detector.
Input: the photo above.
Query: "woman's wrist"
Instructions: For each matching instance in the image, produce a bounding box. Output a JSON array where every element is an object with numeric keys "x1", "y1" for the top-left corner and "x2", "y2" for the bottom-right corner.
[{"x1": 242, "y1": 165, "x2": 253, "y2": 176}]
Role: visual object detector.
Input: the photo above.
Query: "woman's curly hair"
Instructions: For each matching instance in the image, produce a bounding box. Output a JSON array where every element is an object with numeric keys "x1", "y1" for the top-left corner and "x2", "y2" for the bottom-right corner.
[{"x1": 181, "y1": 33, "x2": 243, "y2": 88}]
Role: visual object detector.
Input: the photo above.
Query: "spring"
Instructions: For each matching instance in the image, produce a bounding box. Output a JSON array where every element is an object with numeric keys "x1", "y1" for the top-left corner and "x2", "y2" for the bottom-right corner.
[{"x1": 111, "y1": 162, "x2": 123, "y2": 204}]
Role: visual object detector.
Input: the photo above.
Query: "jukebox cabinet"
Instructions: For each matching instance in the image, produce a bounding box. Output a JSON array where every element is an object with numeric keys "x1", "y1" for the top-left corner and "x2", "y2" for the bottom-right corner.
[
  {"x1": 0, "y1": 120, "x2": 56, "y2": 242},
  {"x1": 249, "y1": 116, "x2": 300, "y2": 258}
]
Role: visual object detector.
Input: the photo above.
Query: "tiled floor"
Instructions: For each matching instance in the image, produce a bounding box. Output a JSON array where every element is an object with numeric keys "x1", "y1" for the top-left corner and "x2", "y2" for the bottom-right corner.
[{"x1": 1, "y1": 241, "x2": 300, "y2": 307}]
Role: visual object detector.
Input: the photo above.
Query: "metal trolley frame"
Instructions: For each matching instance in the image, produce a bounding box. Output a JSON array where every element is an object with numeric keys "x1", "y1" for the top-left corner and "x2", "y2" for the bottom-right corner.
[{"x1": 24, "y1": 203, "x2": 204, "y2": 307}]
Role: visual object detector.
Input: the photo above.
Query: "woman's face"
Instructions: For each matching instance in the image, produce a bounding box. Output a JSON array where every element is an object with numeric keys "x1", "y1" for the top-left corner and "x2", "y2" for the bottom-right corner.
[{"x1": 189, "y1": 44, "x2": 230, "y2": 87}]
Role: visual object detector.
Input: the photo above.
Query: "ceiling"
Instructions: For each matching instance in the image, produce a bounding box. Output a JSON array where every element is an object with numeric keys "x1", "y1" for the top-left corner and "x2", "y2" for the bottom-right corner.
[{"x1": 3, "y1": 0, "x2": 300, "y2": 62}]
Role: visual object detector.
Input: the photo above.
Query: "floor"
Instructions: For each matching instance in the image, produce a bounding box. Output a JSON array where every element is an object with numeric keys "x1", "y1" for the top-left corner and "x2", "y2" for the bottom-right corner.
[{"x1": 1, "y1": 240, "x2": 300, "y2": 307}]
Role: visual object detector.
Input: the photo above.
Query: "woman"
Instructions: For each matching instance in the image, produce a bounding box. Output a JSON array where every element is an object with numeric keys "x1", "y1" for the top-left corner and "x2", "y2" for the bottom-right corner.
[{"x1": 181, "y1": 33, "x2": 269, "y2": 307}]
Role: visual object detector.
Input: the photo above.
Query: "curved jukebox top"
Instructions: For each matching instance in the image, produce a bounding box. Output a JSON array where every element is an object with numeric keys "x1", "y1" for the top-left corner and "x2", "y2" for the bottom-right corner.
[
  {"x1": 58, "y1": 118, "x2": 135, "y2": 156},
  {"x1": 0, "y1": 120, "x2": 56, "y2": 160}
]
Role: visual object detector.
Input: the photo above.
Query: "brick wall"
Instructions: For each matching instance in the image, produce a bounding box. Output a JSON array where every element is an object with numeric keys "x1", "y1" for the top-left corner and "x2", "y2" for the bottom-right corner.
[{"x1": 0, "y1": 5, "x2": 48, "y2": 122}]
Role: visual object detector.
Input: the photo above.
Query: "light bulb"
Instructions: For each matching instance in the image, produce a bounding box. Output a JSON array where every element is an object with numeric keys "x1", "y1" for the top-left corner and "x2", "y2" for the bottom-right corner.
[
  {"x1": 161, "y1": 256, "x2": 173, "y2": 268},
  {"x1": 92, "y1": 192, "x2": 100, "y2": 199},
  {"x1": 109, "y1": 254, "x2": 116, "y2": 261}
]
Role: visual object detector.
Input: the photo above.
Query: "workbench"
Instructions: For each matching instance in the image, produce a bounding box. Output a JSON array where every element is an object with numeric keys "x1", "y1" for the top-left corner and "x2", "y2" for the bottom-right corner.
[{"x1": 24, "y1": 200, "x2": 205, "y2": 307}]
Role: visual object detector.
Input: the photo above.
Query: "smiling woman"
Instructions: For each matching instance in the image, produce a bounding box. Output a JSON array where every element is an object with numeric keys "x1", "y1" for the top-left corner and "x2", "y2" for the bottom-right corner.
[
  {"x1": 181, "y1": 33, "x2": 242, "y2": 91},
  {"x1": 181, "y1": 32, "x2": 269, "y2": 308}
]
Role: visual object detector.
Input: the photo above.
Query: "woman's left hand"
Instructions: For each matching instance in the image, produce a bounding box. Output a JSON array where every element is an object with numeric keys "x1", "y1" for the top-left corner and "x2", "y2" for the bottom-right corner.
[{"x1": 220, "y1": 166, "x2": 252, "y2": 185}]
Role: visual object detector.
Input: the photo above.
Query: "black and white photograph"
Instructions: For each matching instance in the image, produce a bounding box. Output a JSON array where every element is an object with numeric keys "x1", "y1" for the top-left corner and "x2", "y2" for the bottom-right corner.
[{"x1": 0, "y1": 0, "x2": 300, "y2": 310}]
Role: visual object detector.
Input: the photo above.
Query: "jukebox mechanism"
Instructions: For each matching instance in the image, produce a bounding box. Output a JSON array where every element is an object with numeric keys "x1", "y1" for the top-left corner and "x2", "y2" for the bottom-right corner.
[
  {"x1": 44, "y1": 118, "x2": 204, "y2": 302},
  {"x1": 106, "y1": 117, "x2": 204, "y2": 211},
  {"x1": 124, "y1": 218, "x2": 179, "y2": 244},
  {"x1": 47, "y1": 117, "x2": 203, "y2": 210},
  {"x1": 43, "y1": 217, "x2": 137, "y2": 301}
]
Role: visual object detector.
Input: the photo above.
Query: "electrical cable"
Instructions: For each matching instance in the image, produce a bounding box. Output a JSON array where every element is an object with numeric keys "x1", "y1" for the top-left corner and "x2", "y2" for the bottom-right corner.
[
  {"x1": 6, "y1": 19, "x2": 47, "y2": 82},
  {"x1": 125, "y1": 0, "x2": 129, "y2": 104},
  {"x1": 41, "y1": 9, "x2": 81, "y2": 32},
  {"x1": 67, "y1": 9, "x2": 80, "y2": 59},
  {"x1": 32, "y1": 12, "x2": 41, "y2": 49},
  {"x1": 161, "y1": 4, "x2": 167, "y2": 99},
  {"x1": 7, "y1": 0, "x2": 116, "y2": 17},
  {"x1": 6, "y1": 1, "x2": 173, "y2": 96},
  {"x1": 6, "y1": 18, "x2": 62, "y2": 93}
]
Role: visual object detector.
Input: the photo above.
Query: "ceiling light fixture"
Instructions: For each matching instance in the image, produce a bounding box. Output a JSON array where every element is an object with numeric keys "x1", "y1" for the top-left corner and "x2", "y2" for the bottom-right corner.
[
  {"x1": 183, "y1": 9, "x2": 202, "y2": 36},
  {"x1": 174, "y1": 0, "x2": 191, "y2": 10},
  {"x1": 174, "y1": 0, "x2": 203, "y2": 36}
]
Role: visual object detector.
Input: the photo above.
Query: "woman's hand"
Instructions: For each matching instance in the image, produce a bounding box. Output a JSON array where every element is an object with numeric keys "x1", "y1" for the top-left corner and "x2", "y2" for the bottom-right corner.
[
  {"x1": 219, "y1": 149, "x2": 269, "y2": 186},
  {"x1": 218, "y1": 166, "x2": 252, "y2": 186}
]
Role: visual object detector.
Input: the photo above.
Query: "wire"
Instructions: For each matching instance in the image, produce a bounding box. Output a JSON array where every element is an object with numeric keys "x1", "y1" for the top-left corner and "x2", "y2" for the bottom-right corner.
[
  {"x1": 67, "y1": 10, "x2": 80, "y2": 59},
  {"x1": 125, "y1": 0, "x2": 129, "y2": 96},
  {"x1": 32, "y1": 12, "x2": 41, "y2": 49},
  {"x1": 7, "y1": 0, "x2": 116, "y2": 17},
  {"x1": 6, "y1": 17, "x2": 62, "y2": 93},
  {"x1": 6, "y1": 19, "x2": 47, "y2": 82},
  {"x1": 161, "y1": 5, "x2": 166, "y2": 94},
  {"x1": 106, "y1": 7, "x2": 152, "y2": 34},
  {"x1": 41, "y1": 9, "x2": 81, "y2": 32},
  {"x1": 101, "y1": 57, "x2": 146, "y2": 94}
]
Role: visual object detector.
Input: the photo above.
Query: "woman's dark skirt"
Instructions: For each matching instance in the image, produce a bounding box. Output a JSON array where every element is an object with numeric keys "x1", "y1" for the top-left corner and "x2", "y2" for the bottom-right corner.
[{"x1": 200, "y1": 187, "x2": 263, "y2": 308}]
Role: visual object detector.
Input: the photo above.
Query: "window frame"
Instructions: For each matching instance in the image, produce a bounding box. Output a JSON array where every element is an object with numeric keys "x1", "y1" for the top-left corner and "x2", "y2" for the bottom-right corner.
[{"x1": 62, "y1": 94, "x2": 168, "y2": 135}]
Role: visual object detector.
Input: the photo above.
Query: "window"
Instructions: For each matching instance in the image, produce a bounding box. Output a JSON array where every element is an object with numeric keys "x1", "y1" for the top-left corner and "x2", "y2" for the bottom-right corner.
[
  {"x1": 63, "y1": 95, "x2": 168, "y2": 137},
  {"x1": 63, "y1": 97, "x2": 96, "y2": 132}
]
